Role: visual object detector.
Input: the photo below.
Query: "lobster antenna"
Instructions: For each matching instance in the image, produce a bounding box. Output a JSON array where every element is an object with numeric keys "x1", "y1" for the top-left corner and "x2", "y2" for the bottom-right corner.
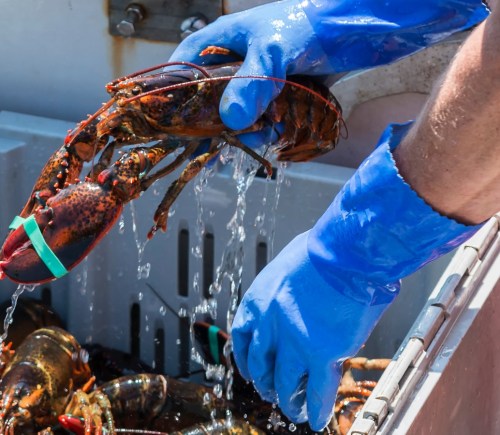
[
  {"x1": 340, "y1": 117, "x2": 349, "y2": 140},
  {"x1": 121, "y1": 75, "x2": 343, "y2": 120},
  {"x1": 64, "y1": 98, "x2": 116, "y2": 145},
  {"x1": 144, "y1": 283, "x2": 180, "y2": 319}
]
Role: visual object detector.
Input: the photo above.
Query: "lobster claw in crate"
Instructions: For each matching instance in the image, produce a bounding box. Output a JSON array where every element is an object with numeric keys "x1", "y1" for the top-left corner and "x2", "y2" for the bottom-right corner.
[{"x1": 0, "y1": 182, "x2": 123, "y2": 284}]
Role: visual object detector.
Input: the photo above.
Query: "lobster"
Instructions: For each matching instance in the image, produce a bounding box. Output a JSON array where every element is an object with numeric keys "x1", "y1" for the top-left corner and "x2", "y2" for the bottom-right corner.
[
  {"x1": 0, "y1": 326, "x2": 93, "y2": 434},
  {"x1": 58, "y1": 372, "x2": 228, "y2": 435},
  {"x1": 0, "y1": 322, "x2": 389, "y2": 434},
  {"x1": 0, "y1": 325, "x2": 226, "y2": 435},
  {"x1": 0, "y1": 59, "x2": 343, "y2": 285}
]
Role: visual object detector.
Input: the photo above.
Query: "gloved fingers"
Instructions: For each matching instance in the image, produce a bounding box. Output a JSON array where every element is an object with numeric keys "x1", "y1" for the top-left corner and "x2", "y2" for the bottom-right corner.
[
  {"x1": 306, "y1": 363, "x2": 342, "y2": 432},
  {"x1": 219, "y1": 44, "x2": 286, "y2": 131},
  {"x1": 274, "y1": 352, "x2": 308, "y2": 423},
  {"x1": 246, "y1": 328, "x2": 277, "y2": 403},
  {"x1": 168, "y1": 16, "x2": 247, "y2": 64}
]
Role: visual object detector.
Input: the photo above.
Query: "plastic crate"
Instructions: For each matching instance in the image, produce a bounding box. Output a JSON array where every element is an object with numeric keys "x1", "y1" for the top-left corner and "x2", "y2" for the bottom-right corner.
[{"x1": 0, "y1": 109, "x2": 451, "y2": 380}]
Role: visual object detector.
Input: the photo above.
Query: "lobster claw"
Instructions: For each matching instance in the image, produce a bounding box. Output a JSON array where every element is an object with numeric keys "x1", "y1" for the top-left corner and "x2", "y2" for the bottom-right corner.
[{"x1": 0, "y1": 183, "x2": 123, "y2": 284}]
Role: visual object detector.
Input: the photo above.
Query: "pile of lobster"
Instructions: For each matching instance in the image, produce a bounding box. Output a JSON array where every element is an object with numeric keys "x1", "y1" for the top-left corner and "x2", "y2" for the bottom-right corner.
[
  {"x1": 0, "y1": 55, "x2": 343, "y2": 285},
  {"x1": 0, "y1": 298, "x2": 389, "y2": 435}
]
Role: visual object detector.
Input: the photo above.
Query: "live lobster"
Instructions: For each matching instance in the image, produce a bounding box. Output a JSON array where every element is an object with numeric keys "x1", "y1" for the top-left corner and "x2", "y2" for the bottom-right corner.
[{"x1": 0, "y1": 56, "x2": 343, "y2": 284}]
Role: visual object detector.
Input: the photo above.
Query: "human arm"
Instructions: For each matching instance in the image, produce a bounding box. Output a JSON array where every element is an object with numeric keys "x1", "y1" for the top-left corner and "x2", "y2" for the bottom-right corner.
[
  {"x1": 395, "y1": 2, "x2": 500, "y2": 224},
  {"x1": 169, "y1": 0, "x2": 488, "y2": 131},
  {"x1": 231, "y1": 8, "x2": 499, "y2": 433}
]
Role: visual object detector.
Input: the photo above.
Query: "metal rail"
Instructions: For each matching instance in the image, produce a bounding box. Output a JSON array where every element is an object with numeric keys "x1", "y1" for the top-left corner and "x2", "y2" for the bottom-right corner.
[{"x1": 348, "y1": 215, "x2": 500, "y2": 434}]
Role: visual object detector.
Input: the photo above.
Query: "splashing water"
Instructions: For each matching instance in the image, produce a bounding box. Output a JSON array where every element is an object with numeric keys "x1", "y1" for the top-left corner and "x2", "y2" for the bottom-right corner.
[
  {"x1": 192, "y1": 166, "x2": 215, "y2": 259},
  {"x1": 218, "y1": 150, "x2": 261, "y2": 331},
  {"x1": 128, "y1": 202, "x2": 150, "y2": 280},
  {"x1": 204, "y1": 150, "x2": 262, "y2": 399},
  {"x1": 0, "y1": 284, "x2": 38, "y2": 345},
  {"x1": 268, "y1": 161, "x2": 288, "y2": 259},
  {"x1": 76, "y1": 257, "x2": 89, "y2": 296}
]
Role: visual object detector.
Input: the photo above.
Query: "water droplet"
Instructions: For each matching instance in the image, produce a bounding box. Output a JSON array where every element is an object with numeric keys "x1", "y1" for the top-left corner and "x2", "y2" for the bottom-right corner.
[
  {"x1": 203, "y1": 392, "x2": 211, "y2": 406},
  {"x1": 159, "y1": 306, "x2": 167, "y2": 316},
  {"x1": 213, "y1": 383, "x2": 223, "y2": 399},
  {"x1": 192, "y1": 273, "x2": 200, "y2": 293},
  {"x1": 254, "y1": 212, "x2": 265, "y2": 227},
  {"x1": 137, "y1": 263, "x2": 151, "y2": 280},
  {"x1": 191, "y1": 245, "x2": 202, "y2": 258},
  {"x1": 138, "y1": 292, "x2": 144, "y2": 301},
  {"x1": 118, "y1": 214, "x2": 125, "y2": 234}
]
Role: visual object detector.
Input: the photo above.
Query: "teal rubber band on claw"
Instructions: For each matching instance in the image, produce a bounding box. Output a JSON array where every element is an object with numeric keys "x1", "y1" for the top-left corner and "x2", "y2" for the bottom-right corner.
[
  {"x1": 8, "y1": 216, "x2": 25, "y2": 231},
  {"x1": 8, "y1": 215, "x2": 68, "y2": 279},
  {"x1": 208, "y1": 324, "x2": 221, "y2": 365}
]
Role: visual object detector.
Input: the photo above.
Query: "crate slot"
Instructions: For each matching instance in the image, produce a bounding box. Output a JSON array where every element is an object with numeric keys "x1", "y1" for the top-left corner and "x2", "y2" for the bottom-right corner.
[
  {"x1": 203, "y1": 231, "x2": 214, "y2": 299},
  {"x1": 256, "y1": 240, "x2": 268, "y2": 275},
  {"x1": 130, "y1": 303, "x2": 141, "y2": 358},
  {"x1": 178, "y1": 228, "x2": 190, "y2": 297},
  {"x1": 178, "y1": 314, "x2": 190, "y2": 376},
  {"x1": 154, "y1": 327, "x2": 165, "y2": 373}
]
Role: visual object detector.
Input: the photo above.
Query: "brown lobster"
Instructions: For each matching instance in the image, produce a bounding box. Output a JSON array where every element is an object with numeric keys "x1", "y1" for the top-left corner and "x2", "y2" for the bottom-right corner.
[
  {"x1": 0, "y1": 60, "x2": 343, "y2": 284},
  {"x1": 0, "y1": 325, "x2": 226, "y2": 435},
  {"x1": 0, "y1": 326, "x2": 93, "y2": 434}
]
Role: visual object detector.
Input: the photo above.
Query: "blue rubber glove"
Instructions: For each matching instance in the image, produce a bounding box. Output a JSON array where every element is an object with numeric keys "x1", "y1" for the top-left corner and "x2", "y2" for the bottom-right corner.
[
  {"x1": 170, "y1": 0, "x2": 488, "y2": 131},
  {"x1": 231, "y1": 123, "x2": 482, "y2": 431}
]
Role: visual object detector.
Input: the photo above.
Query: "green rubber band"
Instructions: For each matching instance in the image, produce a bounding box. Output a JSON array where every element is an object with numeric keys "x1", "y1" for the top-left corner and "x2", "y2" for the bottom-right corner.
[
  {"x1": 8, "y1": 215, "x2": 25, "y2": 231},
  {"x1": 9, "y1": 215, "x2": 68, "y2": 279},
  {"x1": 208, "y1": 324, "x2": 221, "y2": 365}
]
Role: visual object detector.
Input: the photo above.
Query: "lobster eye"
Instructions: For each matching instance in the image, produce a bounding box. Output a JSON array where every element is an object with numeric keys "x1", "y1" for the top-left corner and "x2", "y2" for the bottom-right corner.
[{"x1": 131, "y1": 86, "x2": 142, "y2": 96}]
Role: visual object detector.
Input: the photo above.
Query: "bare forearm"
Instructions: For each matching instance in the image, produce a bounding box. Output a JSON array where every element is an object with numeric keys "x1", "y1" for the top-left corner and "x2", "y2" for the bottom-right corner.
[{"x1": 394, "y1": 6, "x2": 500, "y2": 225}]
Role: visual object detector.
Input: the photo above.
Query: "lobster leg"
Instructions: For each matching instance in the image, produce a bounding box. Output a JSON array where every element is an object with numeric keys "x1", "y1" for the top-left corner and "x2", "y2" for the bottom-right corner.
[
  {"x1": 220, "y1": 131, "x2": 273, "y2": 177},
  {"x1": 140, "y1": 140, "x2": 200, "y2": 191},
  {"x1": 148, "y1": 138, "x2": 225, "y2": 239}
]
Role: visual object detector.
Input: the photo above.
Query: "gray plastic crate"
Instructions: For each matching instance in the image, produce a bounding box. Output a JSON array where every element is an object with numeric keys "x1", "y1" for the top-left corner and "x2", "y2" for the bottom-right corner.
[{"x1": 0, "y1": 109, "x2": 450, "y2": 379}]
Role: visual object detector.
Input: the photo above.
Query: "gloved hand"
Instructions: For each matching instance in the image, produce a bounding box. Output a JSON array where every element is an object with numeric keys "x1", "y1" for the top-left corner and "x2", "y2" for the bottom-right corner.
[
  {"x1": 231, "y1": 123, "x2": 482, "y2": 431},
  {"x1": 170, "y1": 0, "x2": 488, "y2": 131}
]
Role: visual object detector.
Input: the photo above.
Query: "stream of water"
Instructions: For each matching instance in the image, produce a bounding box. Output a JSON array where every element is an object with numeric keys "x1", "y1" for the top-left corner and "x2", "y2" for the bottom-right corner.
[{"x1": 0, "y1": 284, "x2": 38, "y2": 345}]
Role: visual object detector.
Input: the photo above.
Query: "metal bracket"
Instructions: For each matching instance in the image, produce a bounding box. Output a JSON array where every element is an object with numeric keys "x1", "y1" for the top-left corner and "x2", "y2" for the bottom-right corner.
[{"x1": 108, "y1": 0, "x2": 222, "y2": 42}]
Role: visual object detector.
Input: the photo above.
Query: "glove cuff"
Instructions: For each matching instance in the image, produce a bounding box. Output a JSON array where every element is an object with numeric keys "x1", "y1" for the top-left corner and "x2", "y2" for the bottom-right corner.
[
  {"x1": 308, "y1": 122, "x2": 482, "y2": 303},
  {"x1": 302, "y1": 0, "x2": 489, "y2": 72}
]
